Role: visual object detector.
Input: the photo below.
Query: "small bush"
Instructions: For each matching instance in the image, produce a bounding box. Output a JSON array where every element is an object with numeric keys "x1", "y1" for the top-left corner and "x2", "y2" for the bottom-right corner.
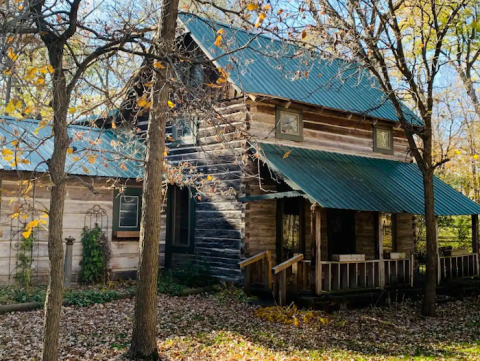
[
  {"x1": 173, "y1": 260, "x2": 214, "y2": 288},
  {"x1": 79, "y1": 225, "x2": 110, "y2": 284},
  {"x1": 157, "y1": 270, "x2": 185, "y2": 296},
  {"x1": 11, "y1": 287, "x2": 45, "y2": 303},
  {"x1": 214, "y1": 282, "x2": 250, "y2": 304},
  {"x1": 64, "y1": 289, "x2": 119, "y2": 307}
]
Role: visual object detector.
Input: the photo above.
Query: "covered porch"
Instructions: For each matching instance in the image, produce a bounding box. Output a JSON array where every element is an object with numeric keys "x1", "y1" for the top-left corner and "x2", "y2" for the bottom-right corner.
[{"x1": 239, "y1": 143, "x2": 480, "y2": 305}]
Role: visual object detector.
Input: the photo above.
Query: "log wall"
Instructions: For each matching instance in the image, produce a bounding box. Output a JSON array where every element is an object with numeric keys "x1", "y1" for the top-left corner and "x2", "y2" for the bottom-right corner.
[{"x1": 247, "y1": 101, "x2": 411, "y2": 162}]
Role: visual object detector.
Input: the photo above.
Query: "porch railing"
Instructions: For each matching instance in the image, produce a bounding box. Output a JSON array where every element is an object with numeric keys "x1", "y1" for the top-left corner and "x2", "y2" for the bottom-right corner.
[
  {"x1": 320, "y1": 260, "x2": 381, "y2": 292},
  {"x1": 272, "y1": 254, "x2": 304, "y2": 305},
  {"x1": 238, "y1": 251, "x2": 272, "y2": 294},
  {"x1": 438, "y1": 253, "x2": 479, "y2": 283},
  {"x1": 384, "y1": 257, "x2": 414, "y2": 288}
]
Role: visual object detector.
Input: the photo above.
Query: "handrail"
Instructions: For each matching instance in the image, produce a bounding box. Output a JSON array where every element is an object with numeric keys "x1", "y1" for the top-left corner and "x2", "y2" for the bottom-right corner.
[
  {"x1": 238, "y1": 251, "x2": 267, "y2": 268},
  {"x1": 272, "y1": 254, "x2": 304, "y2": 274}
]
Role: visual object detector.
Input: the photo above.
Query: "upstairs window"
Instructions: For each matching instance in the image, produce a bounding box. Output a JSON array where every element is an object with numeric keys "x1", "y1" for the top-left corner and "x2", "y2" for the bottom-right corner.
[
  {"x1": 275, "y1": 107, "x2": 303, "y2": 141},
  {"x1": 373, "y1": 125, "x2": 394, "y2": 154},
  {"x1": 172, "y1": 117, "x2": 197, "y2": 145}
]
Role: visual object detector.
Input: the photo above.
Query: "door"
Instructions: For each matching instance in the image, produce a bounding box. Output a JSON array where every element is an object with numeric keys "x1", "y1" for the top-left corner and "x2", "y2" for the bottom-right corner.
[
  {"x1": 276, "y1": 197, "x2": 306, "y2": 263},
  {"x1": 327, "y1": 209, "x2": 356, "y2": 258}
]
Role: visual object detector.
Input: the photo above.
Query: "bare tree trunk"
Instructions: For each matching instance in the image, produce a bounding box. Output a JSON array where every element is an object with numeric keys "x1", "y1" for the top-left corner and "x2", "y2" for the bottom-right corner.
[
  {"x1": 42, "y1": 44, "x2": 70, "y2": 361},
  {"x1": 422, "y1": 168, "x2": 437, "y2": 316},
  {"x1": 129, "y1": 0, "x2": 179, "y2": 359}
]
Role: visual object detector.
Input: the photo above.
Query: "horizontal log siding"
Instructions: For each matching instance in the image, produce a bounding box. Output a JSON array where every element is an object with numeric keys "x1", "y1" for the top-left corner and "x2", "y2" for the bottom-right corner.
[
  {"x1": 0, "y1": 179, "x2": 154, "y2": 285},
  {"x1": 163, "y1": 102, "x2": 248, "y2": 282},
  {"x1": 395, "y1": 213, "x2": 416, "y2": 257},
  {"x1": 355, "y1": 211, "x2": 376, "y2": 260},
  {"x1": 248, "y1": 102, "x2": 411, "y2": 162}
]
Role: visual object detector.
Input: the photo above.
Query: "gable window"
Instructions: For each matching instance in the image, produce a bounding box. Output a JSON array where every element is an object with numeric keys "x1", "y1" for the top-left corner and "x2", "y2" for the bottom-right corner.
[
  {"x1": 113, "y1": 188, "x2": 142, "y2": 237},
  {"x1": 172, "y1": 117, "x2": 197, "y2": 145},
  {"x1": 373, "y1": 125, "x2": 394, "y2": 154},
  {"x1": 275, "y1": 107, "x2": 303, "y2": 141}
]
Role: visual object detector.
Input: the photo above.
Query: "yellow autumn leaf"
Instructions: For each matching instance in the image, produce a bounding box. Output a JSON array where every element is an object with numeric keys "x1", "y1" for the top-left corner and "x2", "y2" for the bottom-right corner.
[
  {"x1": 217, "y1": 28, "x2": 224, "y2": 34},
  {"x1": 111, "y1": 121, "x2": 117, "y2": 129},
  {"x1": 207, "y1": 175, "x2": 213, "y2": 181},
  {"x1": 67, "y1": 147, "x2": 74, "y2": 155},
  {"x1": 474, "y1": 154, "x2": 478, "y2": 160},
  {"x1": 259, "y1": 12, "x2": 266, "y2": 20},
  {"x1": 22, "y1": 229, "x2": 32, "y2": 239},
  {"x1": 5, "y1": 101, "x2": 15, "y2": 114},
  {"x1": 214, "y1": 35, "x2": 222, "y2": 47},
  {"x1": 3, "y1": 69, "x2": 12, "y2": 76},
  {"x1": 206, "y1": 83, "x2": 223, "y2": 88},
  {"x1": 19, "y1": 159, "x2": 30, "y2": 164},
  {"x1": 47, "y1": 65, "x2": 54, "y2": 73},
  {"x1": 11, "y1": 213, "x2": 19, "y2": 219},
  {"x1": 88, "y1": 155, "x2": 96, "y2": 164},
  {"x1": 34, "y1": 77, "x2": 45, "y2": 85},
  {"x1": 144, "y1": 81, "x2": 153, "y2": 87},
  {"x1": 137, "y1": 95, "x2": 149, "y2": 107},
  {"x1": 2, "y1": 148, "x2": 13, "y2": 157},
  {"x1": 40, "y1": 214, "x2": 49, "y2": 218},
  {"x1": 456, "y1": 150, "x2": 461, "y2": 155},
  {"x1": 68, "y1": 107, "x2": 76, "y2": 114},
  {"x1": 24, "y1": 106, "x2": 34, "y2": 114},
  {"x1": 82, "y1": 166, "x2": 90, "y2": 173},
  {"x1": 167, "y1": 100, "x2": 175, "y2": 108},
  {"x1": 72, "y1": 156, "x2": 80, "y2": 161},
  {"x1": 283, "y1": 150, "x2": 291, "y2": 159},
  {"x1": 26, "y1": 220, "x2": 39, "y2": 228},
  {"x1": 153, "y1": 61, "x2": 165, "y2": 69},
  {"x1": 11, "y1": 140, "x2": 18, "y2": 146},
  {"x1": 9, "y1": 198, "x2": 14, "y2": 205},
  {"x1": 247, "y1": 3, "x2": 258, "y2": 10},
  {"x1": 39, "y1": 220, "x2": 47, "y2": 225},
  {"x1": 7, "y1": 48, "x2": 18, "y2": 61}
]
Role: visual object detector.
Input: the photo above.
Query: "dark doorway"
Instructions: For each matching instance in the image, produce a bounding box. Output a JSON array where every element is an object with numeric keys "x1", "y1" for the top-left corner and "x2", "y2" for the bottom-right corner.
[
  {"x1": 165, "y1": 186, "x2": 195, "y2": 268},
  {"x1": 276, "y1": 197, "x2": 306, "y2": 263},
  {"x1": 327, "y1": 209, "x2": 356, "y2": 258}
]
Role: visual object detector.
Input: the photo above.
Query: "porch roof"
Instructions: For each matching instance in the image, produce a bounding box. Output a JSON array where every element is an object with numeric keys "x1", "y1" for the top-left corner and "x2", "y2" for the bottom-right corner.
[{"x1": 255, "y1": 142, "x2": 480, "y2": 216}]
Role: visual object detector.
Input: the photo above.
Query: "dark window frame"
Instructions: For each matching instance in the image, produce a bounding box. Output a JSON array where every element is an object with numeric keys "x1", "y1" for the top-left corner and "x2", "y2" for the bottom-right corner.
[
  {"x1": 171, "y1": 117, "x2": 198, "y2": 145},
  {"x1": 275, "y1": 106, "x2": 304, "y2": 141},
  {"x1": 166, "y1": 185, "x2": 196, "y2": 256},
  {"x1": 113, "y1": 188, "x2": 142, "y2": 233},
  {"x1": 373, "y1": 124, "x2": 394, "y2": 155}
]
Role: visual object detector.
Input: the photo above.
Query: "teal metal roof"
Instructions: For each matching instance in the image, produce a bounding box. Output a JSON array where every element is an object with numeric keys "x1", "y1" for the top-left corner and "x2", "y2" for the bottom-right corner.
[
  {"x1": 257, "y1": 142, "x2": 480, "y2": 216},
  {"x1": 180, "y1": 14, "x2": 422, "y2": 126},
  {"x1": 0, "y1": 117, "x2": 144, "y2": 179}
]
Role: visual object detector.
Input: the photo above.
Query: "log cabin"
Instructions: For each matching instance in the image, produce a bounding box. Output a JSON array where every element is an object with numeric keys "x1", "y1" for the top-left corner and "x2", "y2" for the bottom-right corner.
[
  {"x1": 81, "y1": 13, "x2": 480, "y2": 302},
  {"x1": 150, "y1": 14, "x2": 480, "y2": 302},
  {"x1": 3, "y1": 13, "x2": 480, "y2": 306}
]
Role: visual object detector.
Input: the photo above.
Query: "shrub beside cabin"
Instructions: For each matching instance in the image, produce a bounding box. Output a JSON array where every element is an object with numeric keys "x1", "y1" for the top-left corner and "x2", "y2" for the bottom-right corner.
[{"x1": 2, "y1": 15, "x2": 480, "y2": 304}]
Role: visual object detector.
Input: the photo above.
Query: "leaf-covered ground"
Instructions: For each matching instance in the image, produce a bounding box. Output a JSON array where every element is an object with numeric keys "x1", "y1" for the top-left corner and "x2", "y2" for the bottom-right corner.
[{"x1": 1, "y1": 294, "x2": 480, "y2": 360}]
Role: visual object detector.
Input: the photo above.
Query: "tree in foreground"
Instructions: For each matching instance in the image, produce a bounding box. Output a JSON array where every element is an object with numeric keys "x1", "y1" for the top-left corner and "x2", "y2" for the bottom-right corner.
[{"x1": 0, "y1": 1, "x2": 158, "y2": 359}]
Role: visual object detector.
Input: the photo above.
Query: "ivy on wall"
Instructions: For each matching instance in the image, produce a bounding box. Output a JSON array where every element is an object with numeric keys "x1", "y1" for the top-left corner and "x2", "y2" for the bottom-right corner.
[{"x1": 79, "y1": 225, "x2": 110, "y2": 284}]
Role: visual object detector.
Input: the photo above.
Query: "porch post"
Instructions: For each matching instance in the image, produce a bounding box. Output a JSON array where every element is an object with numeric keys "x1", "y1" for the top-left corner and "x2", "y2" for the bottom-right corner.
[
  {"x1": 311, "y1": 204, "x2": 322, "y2": 295},
  {"x1": 374, "y1": 212, "x2": 385, "y2": 289},
  {"x1": 472, "y1": 214, "x2": 479, "y2": 276}
]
